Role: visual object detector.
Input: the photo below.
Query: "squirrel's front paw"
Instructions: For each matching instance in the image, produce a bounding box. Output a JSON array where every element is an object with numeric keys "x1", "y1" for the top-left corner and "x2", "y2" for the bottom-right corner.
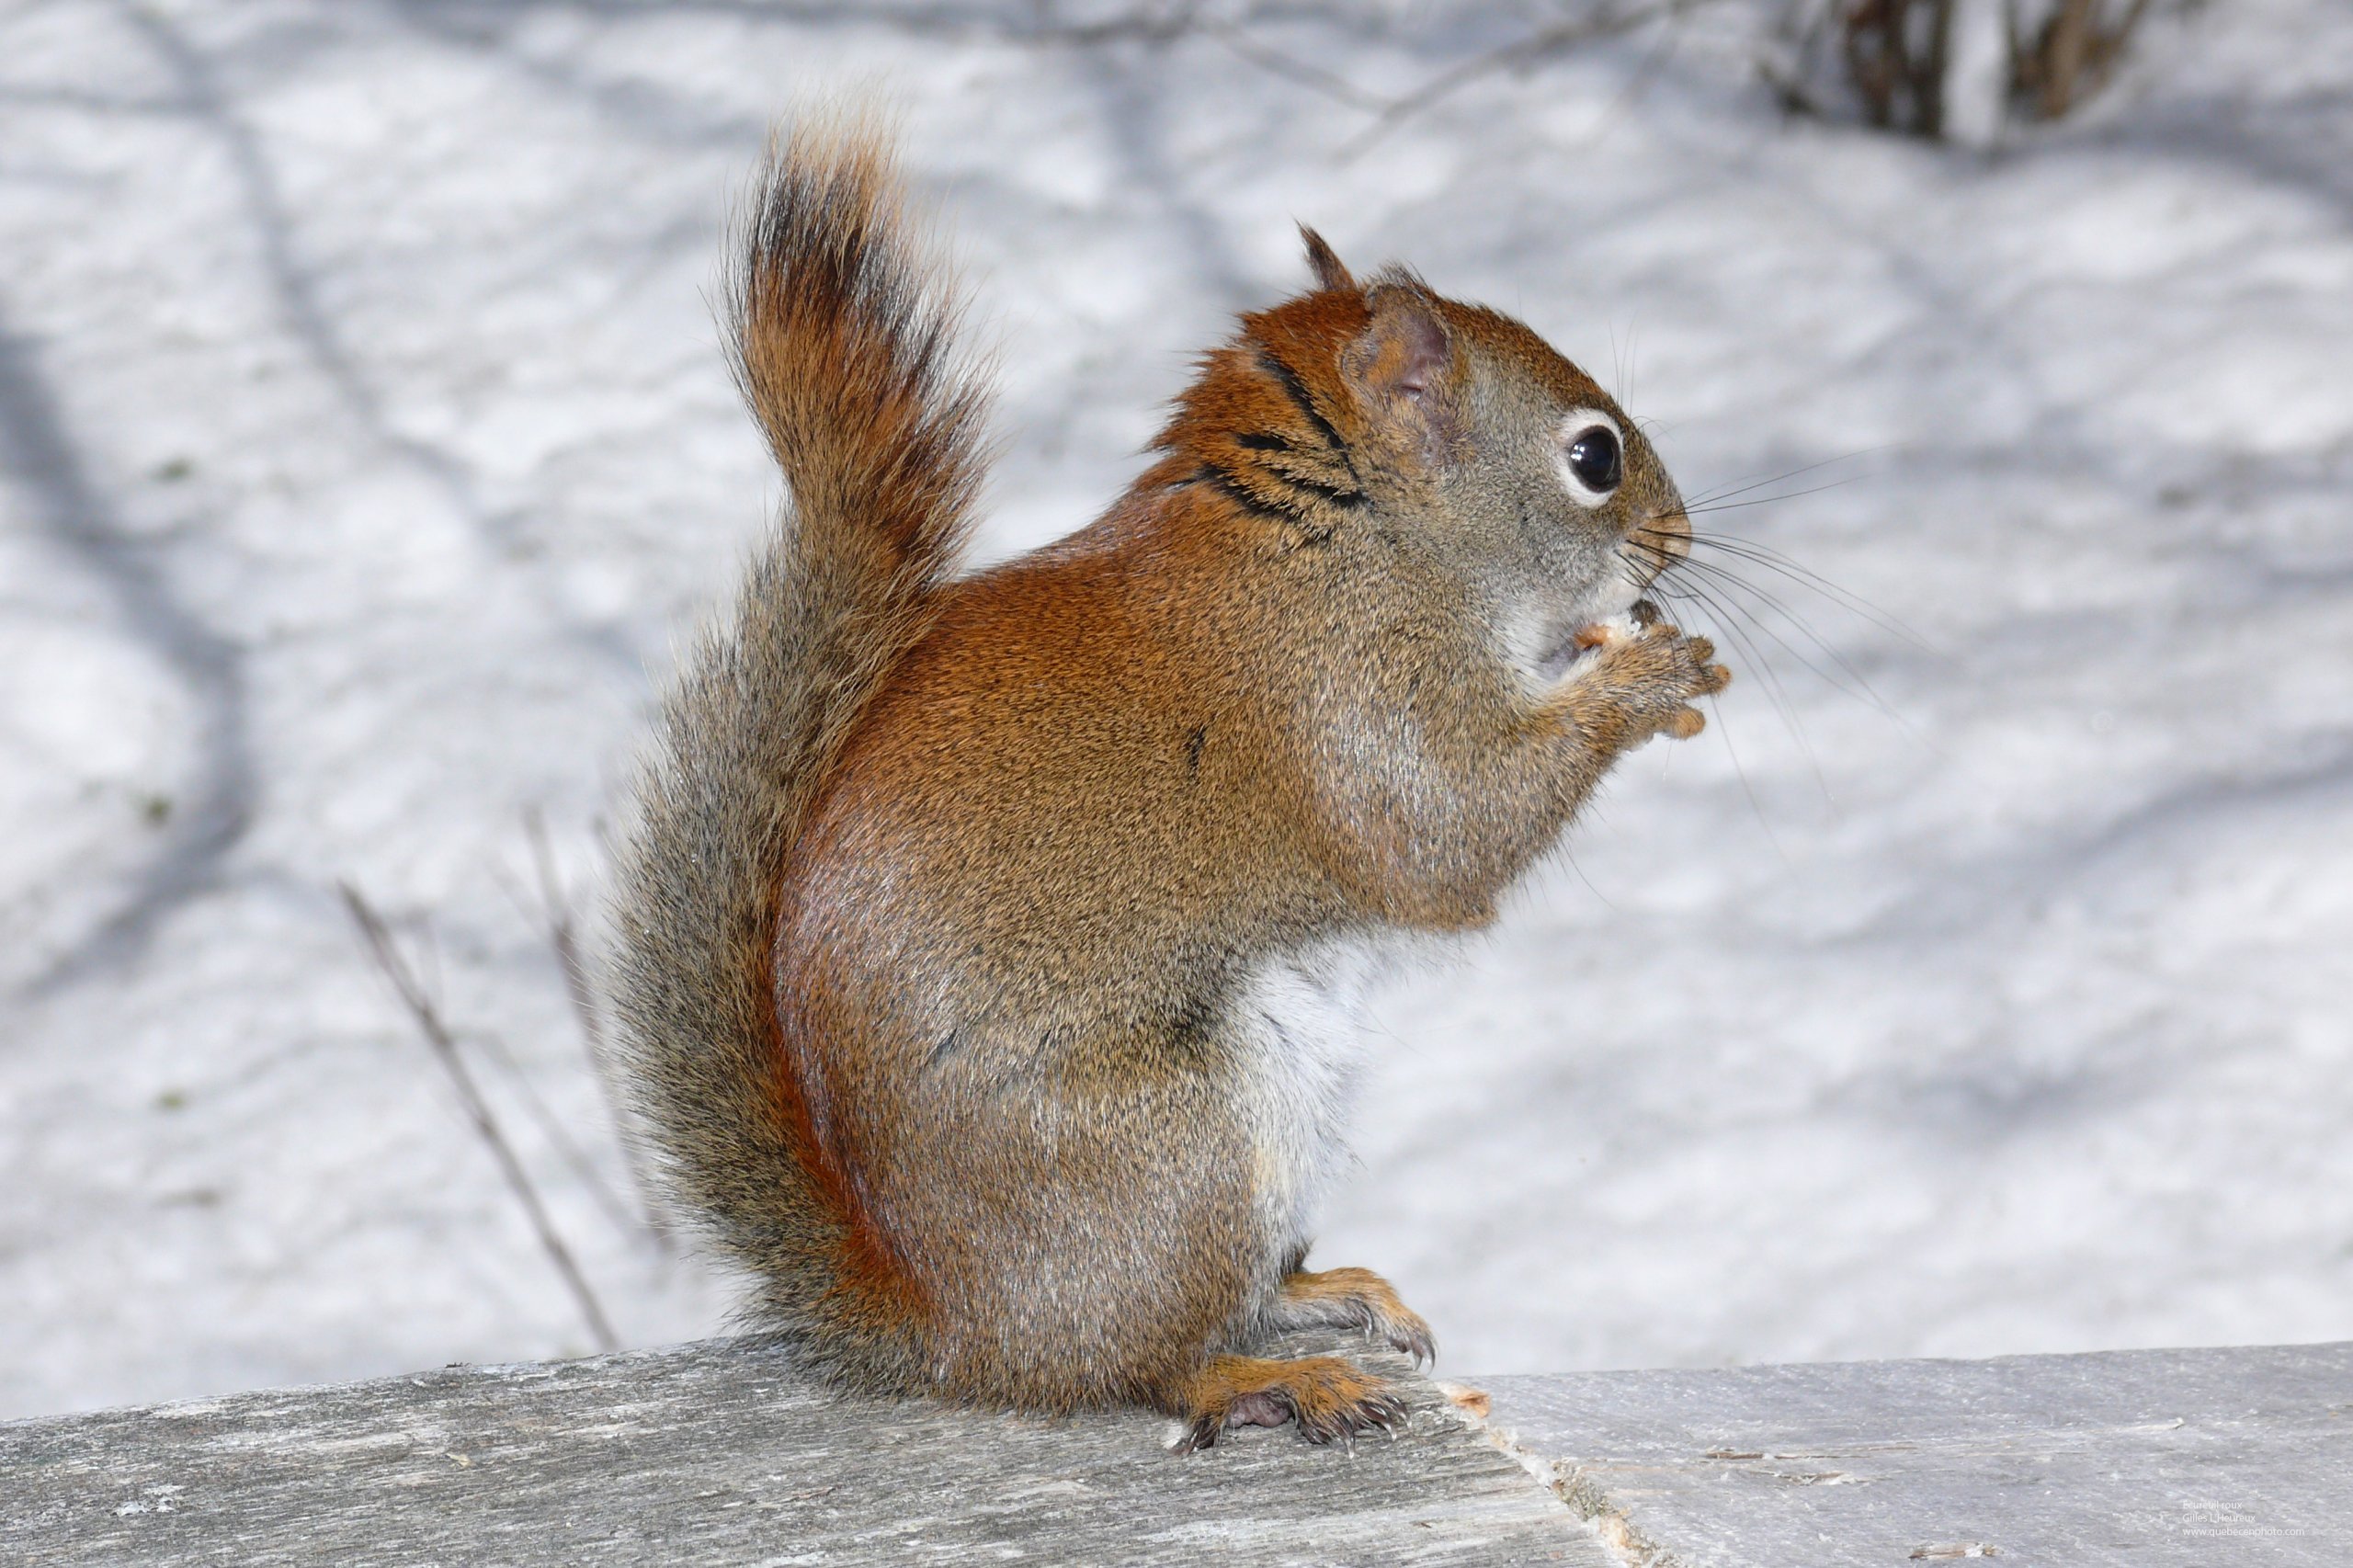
[
  {"x1": 1570, "y1": 605, "x2": 1730, "y2": 745},
  {"x1": 1270, "y1": 1267, "x2": 1435, "y2": 1368}
]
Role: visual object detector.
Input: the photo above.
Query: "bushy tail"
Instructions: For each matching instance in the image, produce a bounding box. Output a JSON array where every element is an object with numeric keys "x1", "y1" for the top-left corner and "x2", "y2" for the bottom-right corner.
[{"x1": 609, "y1": 116, "x2": 985, "y2": 1341}]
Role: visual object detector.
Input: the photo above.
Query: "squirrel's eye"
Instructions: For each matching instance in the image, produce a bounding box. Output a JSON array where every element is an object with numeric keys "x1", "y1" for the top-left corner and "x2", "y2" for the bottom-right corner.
[
  {"x1": 1566, "y1": 426, "x2": 1620, "y2": 493},
  {"x1": 1555, "y1": 410, "x2": 1624, "y2": 506}
]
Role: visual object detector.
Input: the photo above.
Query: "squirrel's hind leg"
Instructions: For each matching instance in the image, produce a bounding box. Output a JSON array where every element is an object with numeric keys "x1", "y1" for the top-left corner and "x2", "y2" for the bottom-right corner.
[
  {"x1": 1169, "y1": 1352, "x2": 1406, "y2": 1452},
  {"x1": 1264, "y1": 1266, "x2": 1435, "y2": 1366}
]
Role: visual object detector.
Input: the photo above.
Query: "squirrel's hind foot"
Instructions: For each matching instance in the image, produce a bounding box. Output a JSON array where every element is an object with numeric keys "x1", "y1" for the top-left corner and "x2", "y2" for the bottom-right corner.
[{"x1": 1170, "y1": 1353, "x2": 1407, "y2": 1453}]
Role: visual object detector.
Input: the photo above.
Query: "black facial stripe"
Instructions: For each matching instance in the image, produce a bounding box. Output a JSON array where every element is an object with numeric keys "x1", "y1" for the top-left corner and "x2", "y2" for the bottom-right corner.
[{"x1": 1254, "y1": 348, "x2": 1359, "y2": 482}]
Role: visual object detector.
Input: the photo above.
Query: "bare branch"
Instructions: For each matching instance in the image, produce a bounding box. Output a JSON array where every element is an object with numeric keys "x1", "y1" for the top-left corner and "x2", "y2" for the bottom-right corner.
[
  {"x1": 1200, "y1": 20, "x2": 1387, "y2": 113},
  {"x1": 2008, "y1": 0, "x2": 2157, "y2": 122},
  {"x1": 464, "y1": 1020, "x2": 648, "y2": 1244},
  {"x1": 1024, "y1": 0, "x2": 1205, "y2": 47},
  {"x1": 1336, "y1": 2, "x2": 1694, "y2": 161},
  {"x1": 340, "y1": 881, "x2": 620, "y2": 1353},
  {"x1": 519, "y1": 809, "x2": 674, "y2": 1247}
]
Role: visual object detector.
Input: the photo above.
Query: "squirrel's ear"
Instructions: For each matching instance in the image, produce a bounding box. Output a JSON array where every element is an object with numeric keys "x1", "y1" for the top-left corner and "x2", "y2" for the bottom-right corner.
[
  {"x1": 1343, "y1": 289, "x2": 1452, "y2": 406},
  {"x1": 1341, "y1": 288, "x2": 1461, "y2": 464},
  {"x1": 1299, "y1": 225, "x2": 1356, "y2": 292}
]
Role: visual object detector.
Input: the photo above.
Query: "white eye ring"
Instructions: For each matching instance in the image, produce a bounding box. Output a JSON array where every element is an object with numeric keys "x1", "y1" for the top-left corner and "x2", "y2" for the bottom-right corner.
[{"x1": 1555, "y1": 408, "x2": 1624, "y2": 508}]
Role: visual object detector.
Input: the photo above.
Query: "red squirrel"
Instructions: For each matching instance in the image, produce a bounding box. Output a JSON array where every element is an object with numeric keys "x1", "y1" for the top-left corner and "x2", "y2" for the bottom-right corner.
[{"x1": 611, "y1": 116, "x2": 1728, "y2": 1451}]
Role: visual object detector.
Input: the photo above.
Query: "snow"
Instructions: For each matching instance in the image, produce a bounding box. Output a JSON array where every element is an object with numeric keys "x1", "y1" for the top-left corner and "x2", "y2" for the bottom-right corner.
[{"x1": 3, "y1": 0, "x2": 2348, "y2": 1420}]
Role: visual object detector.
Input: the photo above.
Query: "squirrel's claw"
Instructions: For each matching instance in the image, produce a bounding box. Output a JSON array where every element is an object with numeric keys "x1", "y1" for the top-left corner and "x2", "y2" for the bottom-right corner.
[
  {"x1": 1167, "y1": 1353, "x2": 1408, "y2": 1454},
  {"x1": 1391, "y1": 1319, "x2": 1438, "y2": 1369},
  {"x1": 1172, "y1": 1415, "x2": 1222, "y2": 1454},
  {"x1": 1295, "y1": 1388, "x2": 1408, "y2": 1446}
]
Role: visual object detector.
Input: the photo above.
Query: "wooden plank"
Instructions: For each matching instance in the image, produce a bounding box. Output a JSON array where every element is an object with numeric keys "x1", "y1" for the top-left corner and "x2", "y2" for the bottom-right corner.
[
  {"x1": 0, "y1": 1331, "x2": 1600, "y2": 1566},
  {"x1": 1479, "y1": 1341, "x2": 2353, "y2": 1567}
]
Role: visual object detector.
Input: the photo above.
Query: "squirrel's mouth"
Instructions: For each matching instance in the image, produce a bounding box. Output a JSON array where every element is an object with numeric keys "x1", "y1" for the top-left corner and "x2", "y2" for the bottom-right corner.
[
  {"x1": 1584, "y1": 555, "x2": 1650, "y2": 629},
  {"x1": 1509, "y1": 569, "x2": 1645, "y2": 687},
  {"x1": 1560, "y1": 608, "x2": 1643, "y2": 671}
]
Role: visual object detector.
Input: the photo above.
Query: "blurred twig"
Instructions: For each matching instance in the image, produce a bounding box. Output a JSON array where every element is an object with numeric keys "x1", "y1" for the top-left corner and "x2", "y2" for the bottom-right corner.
[
  {"x1": 1201, "y1": 20, "x2": 1385, "y2": 112},
  {"x1": 1769, "y1": 0, "x2": 2164, "y2": 138},
  {"x1": 340, "y1": 881, "x2": 620, "y2": 1353},
  {"x1": 1844, "y1": 0, "x2": 1955, "y2": 137},
  {"x1": 1199, "y1": 3, "x2": 1704, "y2": 164},
  {"x1": 466, "y1": 1021, "x2": 647, "y2": 1244},
  {"x1": 516, "y1": 807, "x2": 674, "y2": 1248},
  {"x1": 2006, "y1": 0, "x2": 2154, "y2": 121},
  {"x1": 1029, "y1": 0, "x2": 1205, "y2": 45},
  {"x1": 1342, "y1": 2, "x2": 1699, "y2": 158}
]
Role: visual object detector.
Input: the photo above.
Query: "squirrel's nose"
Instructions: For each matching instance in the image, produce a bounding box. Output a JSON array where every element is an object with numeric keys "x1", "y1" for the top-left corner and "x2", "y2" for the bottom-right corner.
[{"x1": 1637, "y1": 506, "x2": 1690, "y2": 566}]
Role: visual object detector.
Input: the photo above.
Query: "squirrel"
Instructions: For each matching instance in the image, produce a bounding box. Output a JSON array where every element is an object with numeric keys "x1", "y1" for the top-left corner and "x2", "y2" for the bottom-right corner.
[{"x1": 609, "y1": 114, "x2": 1728, "y2": 1452}]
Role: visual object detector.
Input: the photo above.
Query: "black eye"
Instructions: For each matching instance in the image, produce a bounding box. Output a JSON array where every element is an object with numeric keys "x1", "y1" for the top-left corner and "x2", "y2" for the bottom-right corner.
[{"x1": 1566, "y1": 425, "x2": 1621, "y2": 494}]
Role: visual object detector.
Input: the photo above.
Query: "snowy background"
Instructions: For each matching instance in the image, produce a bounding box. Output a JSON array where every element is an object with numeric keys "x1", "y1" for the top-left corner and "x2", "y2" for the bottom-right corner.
[{"x1": 4, "y1": 0, "x2": 2349, "y2": 1421}]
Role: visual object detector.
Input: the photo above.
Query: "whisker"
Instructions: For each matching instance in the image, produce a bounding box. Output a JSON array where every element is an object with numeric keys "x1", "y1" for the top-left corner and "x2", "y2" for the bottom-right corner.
[
  {"x1": 1667, "y1": 552, "x2": 1897, "y2": 719},
  {"x1": 1559, "y1": 841, "x2": 1623, "y2": 915},
  {"x1": 1643, "y1": 569, "x2": 1835, "y2": 811},
  {"x1": 1627, "y1": 546, "x2": 1813, "y2": 751},
  {"x1": 1647, "y1": 522, "x2": 1919, "y2": 654},
  {"x1": 1704, "y1": 683, "x2": 1784, "y2": 858},
  {"x1": 1681, "y1": 445, "x2": 1889, "y2": 509},
  {"x1": 1653, "y1": 524, "x2": 1909, "y2": 624},
  {"x1": 1624, "y1": 536, "x2": 1838, "y2": 797},
  {"x1": 1615, "y1": 445, "x2": 1928, "y2": 819},
  {"x1": 1670, "y1": 550, "x2": 1880, "y2": 690},
  {"x1": 1683, "y1": 474, "x2": 1866, "y2": 516},
  {"x1": 1666, "y1": 572, "x2": 1839, "y2": 806},
  {"x1": 1641, "y1": 535, "x2": 1948, "y2": 769},
  {"x1": 1651, "y1": 529, "x2": 1927, "y2": 651}
]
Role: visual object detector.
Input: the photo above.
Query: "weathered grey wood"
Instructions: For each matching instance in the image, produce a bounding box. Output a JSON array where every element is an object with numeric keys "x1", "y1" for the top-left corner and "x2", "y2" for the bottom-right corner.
[
  {"x1": 0, "y1": 1332, "x2": 1598, "y2": 1567},
  {"x1": 18, "y1": 1335, "x2": 2344, "y2": 1565},
  {"x1": 1480, "y1": 1341, "x2": 2353, "y2": 1567}
]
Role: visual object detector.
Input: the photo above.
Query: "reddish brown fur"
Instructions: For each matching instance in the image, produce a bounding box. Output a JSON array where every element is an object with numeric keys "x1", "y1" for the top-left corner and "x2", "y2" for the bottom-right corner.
[
  {"x1": 1174, "y1": 1354, "x2": 1408, "y2": 1452},
  {"x1": 613, "y1": 122, "x2": 1727, "y2": 1447}
]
